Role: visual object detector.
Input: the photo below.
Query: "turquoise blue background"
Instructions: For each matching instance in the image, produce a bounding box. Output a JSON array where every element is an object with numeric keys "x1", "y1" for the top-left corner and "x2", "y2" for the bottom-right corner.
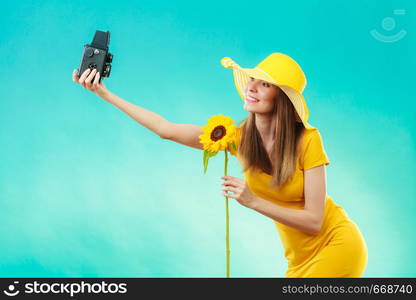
[{"x1": 1, "y1": 0, "x2": 415, "y2": 277}]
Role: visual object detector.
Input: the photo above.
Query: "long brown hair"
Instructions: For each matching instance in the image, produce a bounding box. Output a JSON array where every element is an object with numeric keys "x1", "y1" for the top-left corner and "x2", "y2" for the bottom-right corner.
[{"x1": 236, "y1": 87, "x2": 306, "y2": 189}]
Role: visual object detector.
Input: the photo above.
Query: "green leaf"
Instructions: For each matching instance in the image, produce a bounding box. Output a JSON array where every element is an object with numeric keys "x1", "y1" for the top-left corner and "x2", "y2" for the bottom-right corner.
[{"x1": 203, "y1": 150, "x2": 218, "y2": 174}]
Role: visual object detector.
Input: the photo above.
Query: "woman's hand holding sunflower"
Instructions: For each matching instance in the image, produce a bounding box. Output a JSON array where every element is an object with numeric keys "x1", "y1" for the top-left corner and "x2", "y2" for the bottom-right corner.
[{"x1": 221, "y1": 176, "x2": 258, "y2": 209}]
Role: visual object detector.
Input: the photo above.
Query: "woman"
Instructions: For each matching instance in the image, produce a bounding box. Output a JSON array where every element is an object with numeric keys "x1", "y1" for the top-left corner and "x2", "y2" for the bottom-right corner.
[{"x1": 72, "y1": 52, "x2": 368, "y2": 278}]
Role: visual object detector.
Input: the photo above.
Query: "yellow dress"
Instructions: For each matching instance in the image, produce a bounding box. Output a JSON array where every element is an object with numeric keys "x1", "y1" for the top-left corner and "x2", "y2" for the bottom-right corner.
[{"x1": 233, "y1": 127, "x2": 368, "y2": 277}]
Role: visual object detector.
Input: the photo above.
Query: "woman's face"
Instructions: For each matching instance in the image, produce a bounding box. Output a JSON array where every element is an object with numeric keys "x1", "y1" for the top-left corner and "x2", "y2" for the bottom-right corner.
[{"x1": 243, "y1": 77, "x2": 279, "y2": 113}]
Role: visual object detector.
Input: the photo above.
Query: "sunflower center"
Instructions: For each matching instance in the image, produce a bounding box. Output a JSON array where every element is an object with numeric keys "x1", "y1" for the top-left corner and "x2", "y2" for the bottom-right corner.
[{"x1": 211, "y1": 125, "x2": 226, "y2": 141}]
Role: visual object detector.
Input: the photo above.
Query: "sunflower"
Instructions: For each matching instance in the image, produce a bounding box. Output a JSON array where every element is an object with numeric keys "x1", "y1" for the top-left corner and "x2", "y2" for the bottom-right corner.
[
  {"x1": 199, "y1": 114, "x2": 238, "y2": 153},
  {"x1": 198, "y1": 114, "x2": 238, "y2": 278}
]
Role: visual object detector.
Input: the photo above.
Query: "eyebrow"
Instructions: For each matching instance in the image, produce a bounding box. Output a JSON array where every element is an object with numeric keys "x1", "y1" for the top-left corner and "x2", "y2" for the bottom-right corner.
[
  {"x1": 250, "y1": 77, "x2": 265, "y2": 82},
  {"x1": 250, "y1": 77, "x2": 270, "y2": 85}
]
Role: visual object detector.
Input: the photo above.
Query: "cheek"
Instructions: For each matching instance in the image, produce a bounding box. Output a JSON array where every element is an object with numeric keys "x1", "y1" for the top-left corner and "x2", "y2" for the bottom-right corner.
[
  {"x1": 266, "y1": 88, "x2": 278, "y2": 99},
  {"x1": 259, "y1": 89, "x2": 275, "y2": 103},
  {"x1": 267, "y1": 90, "x2": 279, "y2": 104}
]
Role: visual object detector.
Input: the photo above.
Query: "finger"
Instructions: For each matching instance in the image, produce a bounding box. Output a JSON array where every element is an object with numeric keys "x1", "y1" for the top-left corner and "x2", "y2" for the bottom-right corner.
[
  {"x1": 85, "y1": 68, "x2": 97, "y2": 85},
  {"x1": 222, "y1": 186, "x2": 238, "y2": 193},
  {"x1": 221, "y1": 176, "x2": 240, "y2": 184},
  {"x1": 93, "y1": 71, "x2": 100, "y2": 85},
  {"x1": 78, "y1": 68, "x2": 91, "y2": 84},
  {"x1": 222, "y1": 179, "x2": 238, "y2": 187},
  {"x1": 72, "y1": 69, "x2": 79, "y2": 82},
  {"x1": 223, "y1": 191, "x2": 234, "y2": 198}
]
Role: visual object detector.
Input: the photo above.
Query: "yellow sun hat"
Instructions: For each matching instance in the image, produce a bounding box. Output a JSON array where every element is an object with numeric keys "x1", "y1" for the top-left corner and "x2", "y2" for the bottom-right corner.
[{"x1": 221, "y1": 53, "x2": 315, "y2": 130}]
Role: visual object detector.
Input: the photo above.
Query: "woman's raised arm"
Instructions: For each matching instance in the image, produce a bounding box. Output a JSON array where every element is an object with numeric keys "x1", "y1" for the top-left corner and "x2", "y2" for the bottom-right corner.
[
  {"x1": 72, "y1": 68, "x2": 204, "y2": 150},
  {"x1": 159, "y1": 123, "x2": 204, "y2": 150}
]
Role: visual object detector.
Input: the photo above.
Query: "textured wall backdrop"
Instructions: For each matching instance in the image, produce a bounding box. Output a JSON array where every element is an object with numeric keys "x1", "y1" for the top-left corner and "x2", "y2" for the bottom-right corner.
[{"x1": 0, "y1": 0, "x2": 415, "y2": 277}]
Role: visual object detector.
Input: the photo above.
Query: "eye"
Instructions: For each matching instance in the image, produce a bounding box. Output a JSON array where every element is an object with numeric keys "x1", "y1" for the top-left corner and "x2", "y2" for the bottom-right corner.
[
  {"x1": 249, "y1": 77, "x2": 254, "y2": 81},
  {"x1": 262, "y1": 82, "x2": 270, "y2": 88}
]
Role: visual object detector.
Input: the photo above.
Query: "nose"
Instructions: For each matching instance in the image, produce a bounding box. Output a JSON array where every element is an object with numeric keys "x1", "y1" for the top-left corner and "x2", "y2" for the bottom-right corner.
[{"x1": 247, "y1": 79, "x2": 258, "y2": 93}]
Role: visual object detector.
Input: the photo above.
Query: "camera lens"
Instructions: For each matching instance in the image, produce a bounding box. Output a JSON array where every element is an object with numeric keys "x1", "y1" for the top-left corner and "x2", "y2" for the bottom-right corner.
[{"x1": 86, "y1": 48, "x2": 94, "y2": 57}]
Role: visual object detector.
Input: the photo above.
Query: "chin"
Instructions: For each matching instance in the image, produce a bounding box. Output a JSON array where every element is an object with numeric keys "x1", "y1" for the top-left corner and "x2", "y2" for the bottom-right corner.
[
  {"x1": 243, "y1": 104, "x2": 255, "y2": 112},
  {"x1": 243, "y1": 104, "x2": 263, "y2": 113}
]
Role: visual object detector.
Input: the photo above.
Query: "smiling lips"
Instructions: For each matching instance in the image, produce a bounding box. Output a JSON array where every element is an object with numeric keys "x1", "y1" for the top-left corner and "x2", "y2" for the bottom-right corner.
[{"x1": 245, "y1": 95, "x2": 259, "y2": 103}]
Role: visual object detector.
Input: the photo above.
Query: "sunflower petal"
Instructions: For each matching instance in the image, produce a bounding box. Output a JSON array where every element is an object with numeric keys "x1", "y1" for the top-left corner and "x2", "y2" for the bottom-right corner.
[{"x1": 200, "y1": 114, "x2": 238, "y2": 165}]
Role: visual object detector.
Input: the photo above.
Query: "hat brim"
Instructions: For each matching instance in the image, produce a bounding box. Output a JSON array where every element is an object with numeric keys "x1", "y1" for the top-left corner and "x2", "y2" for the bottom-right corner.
[{"x1": 227, "y1": 64, "x2": 315, "y2": 130}]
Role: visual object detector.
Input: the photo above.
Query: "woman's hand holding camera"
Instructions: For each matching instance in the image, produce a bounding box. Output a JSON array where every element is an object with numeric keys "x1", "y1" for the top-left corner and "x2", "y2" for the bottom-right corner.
[{"x1": 72, "y1": 68, "x2": 109, "y2": 98}]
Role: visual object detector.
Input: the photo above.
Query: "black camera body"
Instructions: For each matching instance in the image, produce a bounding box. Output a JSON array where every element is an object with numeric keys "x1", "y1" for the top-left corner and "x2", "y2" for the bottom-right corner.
[{"x1": 77, "y1": 30, "x2": 113, "y2": 82}]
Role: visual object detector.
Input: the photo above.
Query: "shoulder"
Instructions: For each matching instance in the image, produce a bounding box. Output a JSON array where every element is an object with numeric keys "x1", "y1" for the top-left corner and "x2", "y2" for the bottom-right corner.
[
  {"x1": 299, "y1": 127, "x2": 330, "y2": 169},
  {"x1": 303, "y1": 127, "x2": 320, "y2": 136},
  {"x1": 301, "y1": 128, "x2": 321, "y2": 146},
  {"x1": 299, "y1": 127, "x2": 327, "y2": 157}
]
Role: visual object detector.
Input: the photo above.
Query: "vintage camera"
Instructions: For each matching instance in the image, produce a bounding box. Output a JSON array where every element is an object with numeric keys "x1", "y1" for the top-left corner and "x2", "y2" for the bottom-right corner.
[{"x1": 77, "y1": 30, "x2": 113, "y2": 82}]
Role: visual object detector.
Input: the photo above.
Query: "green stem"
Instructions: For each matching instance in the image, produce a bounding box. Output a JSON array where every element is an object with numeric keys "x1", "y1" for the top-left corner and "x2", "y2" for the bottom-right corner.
[{"x1": 224, "y1": 149, "x2": 230, "y2": 278}]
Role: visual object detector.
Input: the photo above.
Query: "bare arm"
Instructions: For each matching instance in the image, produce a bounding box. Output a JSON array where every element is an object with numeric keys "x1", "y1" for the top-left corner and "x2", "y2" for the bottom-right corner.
[
  {"x1": 101, "y1": 90, "x2": 169, "y2": 138},
  {"x1": 250, "y1": 164, "x2": 326, "y2": 235},
  {"x1": 72, "y1": 68, "x2": 204, "y2": 149},
  {"x1": 250, "y1": 198, "x2": 319, "y2": 235},
  {"x1": 102, "y1": 92, "x2": 204, "y2": 150},
  {"x1": 159, "y1": 122, "x2": 204, "y2": 150}
]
